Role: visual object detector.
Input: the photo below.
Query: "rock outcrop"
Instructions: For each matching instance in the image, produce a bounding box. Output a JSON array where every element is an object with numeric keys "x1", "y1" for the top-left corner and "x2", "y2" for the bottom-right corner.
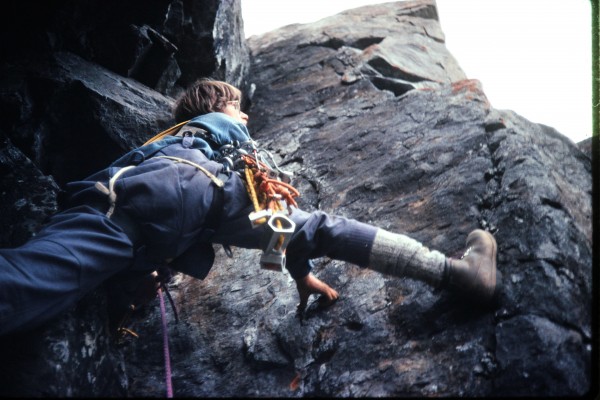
[
  {"x1": 0, "y1": 0, "x2": 593, "y2": 397},
  {"x1": 0, "y1": 0, "x2": 248, "y2": 396}
]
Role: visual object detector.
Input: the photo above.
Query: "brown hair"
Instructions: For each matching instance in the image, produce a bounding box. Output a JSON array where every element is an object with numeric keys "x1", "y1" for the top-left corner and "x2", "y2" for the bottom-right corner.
[{"x1": 173, "y1": 78, "x2": 242, "y2": 122}]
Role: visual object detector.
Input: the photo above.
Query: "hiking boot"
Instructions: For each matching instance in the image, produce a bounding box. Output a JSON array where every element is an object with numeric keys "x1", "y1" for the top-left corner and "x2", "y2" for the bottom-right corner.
[{"x1": 445, "y1": 229, "x2": 500, "y2": 302}]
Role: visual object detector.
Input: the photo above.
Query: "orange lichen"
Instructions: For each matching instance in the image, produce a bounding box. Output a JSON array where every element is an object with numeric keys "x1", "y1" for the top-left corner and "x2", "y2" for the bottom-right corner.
[{"x1": 289, "y1": 371, "x2": 302, "y2": 391}]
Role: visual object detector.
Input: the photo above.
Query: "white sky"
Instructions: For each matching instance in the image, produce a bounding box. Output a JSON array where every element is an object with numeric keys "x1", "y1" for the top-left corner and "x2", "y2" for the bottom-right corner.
[{"x1": 242, "y1": 0, "x2": 593, "y2": 143}]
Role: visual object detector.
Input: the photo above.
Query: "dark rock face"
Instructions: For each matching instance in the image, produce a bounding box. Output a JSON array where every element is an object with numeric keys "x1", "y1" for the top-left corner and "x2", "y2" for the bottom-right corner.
[
  {"x1": 1, "y1": 0, "x2": 249, "y2": 97},
  {"x1": 1, "y1": 52, "x2": 175, "y2": 188},
  {"x1": 0, "y1": 291, "x2": 128, "y2": 397},
  {"x1": 0, "y1": 0, "x2": 593, "y2": 397},
  {"x1": 0, "y1": 0, "x2": 248, "y2": 396}
]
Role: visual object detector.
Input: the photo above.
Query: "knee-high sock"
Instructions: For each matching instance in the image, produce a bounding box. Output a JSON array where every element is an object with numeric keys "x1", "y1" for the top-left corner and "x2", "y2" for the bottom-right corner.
[{"x1": 368, "y1": 229, "x2": 446, "y2": 287}]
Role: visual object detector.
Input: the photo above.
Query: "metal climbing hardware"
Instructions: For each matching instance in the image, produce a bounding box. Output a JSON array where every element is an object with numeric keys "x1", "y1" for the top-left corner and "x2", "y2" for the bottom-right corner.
[
  {"x1": 259, "y1": 213, "x2": 296, "y2": 270},
  {"x1": 217, "y1": 139, "x2": 300, "y2": 272}
]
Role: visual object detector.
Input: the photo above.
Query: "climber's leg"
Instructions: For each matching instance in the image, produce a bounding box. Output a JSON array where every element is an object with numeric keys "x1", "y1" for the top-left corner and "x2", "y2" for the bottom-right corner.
[
  {"x1": 0, "y1": 207, "x2": 134, "y2": 335},
  {"x1": 369, "y1": 229, "x2": 499, "y2": 302}
]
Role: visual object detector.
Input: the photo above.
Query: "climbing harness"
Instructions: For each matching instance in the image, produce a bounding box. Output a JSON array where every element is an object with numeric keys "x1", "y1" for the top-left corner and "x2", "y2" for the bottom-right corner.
[{"x1": 143, "y1": 120, "x2": 301, "y2": 272}]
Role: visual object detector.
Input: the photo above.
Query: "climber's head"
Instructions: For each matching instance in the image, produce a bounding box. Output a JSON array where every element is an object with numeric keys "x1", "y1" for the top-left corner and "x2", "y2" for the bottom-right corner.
[{"x1": 173, "y1": 78, "x2": 248, "y2": 125}]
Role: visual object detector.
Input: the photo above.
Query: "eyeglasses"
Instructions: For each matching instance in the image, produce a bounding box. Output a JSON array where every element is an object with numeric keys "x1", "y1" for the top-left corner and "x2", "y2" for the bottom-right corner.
[{"x1": 227, "y1": 100, "x2": 240, "y2": 111}]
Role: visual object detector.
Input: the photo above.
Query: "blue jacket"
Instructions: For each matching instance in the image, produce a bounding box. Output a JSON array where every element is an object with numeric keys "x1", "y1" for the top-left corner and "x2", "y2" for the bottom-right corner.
[{"x1": 67, "y1": 113, "x2": 263, "y2": 279}]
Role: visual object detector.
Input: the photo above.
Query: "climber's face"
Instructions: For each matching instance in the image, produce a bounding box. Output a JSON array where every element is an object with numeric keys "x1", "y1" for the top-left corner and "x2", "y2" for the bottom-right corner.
[{"x1": 222, "y1": 100, "x2": 249, "y2": 126}]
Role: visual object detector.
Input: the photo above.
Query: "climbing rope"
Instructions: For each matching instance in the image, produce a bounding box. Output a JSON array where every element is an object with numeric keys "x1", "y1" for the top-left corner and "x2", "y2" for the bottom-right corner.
[
  {"x1": 241, "y1": 154, "x2": 299, "y2": 214},
  {"x1": 155, "y1": 155, "x2": 225, "y2": 188},
  {"x1": 94, "y1": 165, "x2": 137, "y2": 218},
  {"x1": 158, "y1": 286, "x2": 174, "y2": 398}
]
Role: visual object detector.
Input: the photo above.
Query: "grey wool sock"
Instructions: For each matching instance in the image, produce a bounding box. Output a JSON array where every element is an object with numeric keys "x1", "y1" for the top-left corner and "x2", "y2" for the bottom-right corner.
[{"x1": 368, "y1": 229, "x2": 446, "y2": 287}]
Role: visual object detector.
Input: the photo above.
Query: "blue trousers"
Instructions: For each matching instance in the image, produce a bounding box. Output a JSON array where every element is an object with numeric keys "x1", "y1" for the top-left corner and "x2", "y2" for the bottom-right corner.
[{"x1": 0, "y1": 206, "x2": 134, "y2": 335}]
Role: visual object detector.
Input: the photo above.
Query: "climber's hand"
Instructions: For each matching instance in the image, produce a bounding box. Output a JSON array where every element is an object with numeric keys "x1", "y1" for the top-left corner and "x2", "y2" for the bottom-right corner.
[{"x1": 295, "y1": 273, "x2": 339, "y2": 313}]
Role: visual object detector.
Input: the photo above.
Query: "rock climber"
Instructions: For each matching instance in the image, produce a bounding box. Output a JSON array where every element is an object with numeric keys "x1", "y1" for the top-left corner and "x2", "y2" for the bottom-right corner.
[{"x1": 0, "y1": 78, "x2": 499, "y2": 336}]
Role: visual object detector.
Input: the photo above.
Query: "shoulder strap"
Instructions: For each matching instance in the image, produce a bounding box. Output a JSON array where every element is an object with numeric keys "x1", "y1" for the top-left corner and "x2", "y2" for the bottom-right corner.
[{"x1": 143, "y1": 120, "x2": 190, "y2": 146}]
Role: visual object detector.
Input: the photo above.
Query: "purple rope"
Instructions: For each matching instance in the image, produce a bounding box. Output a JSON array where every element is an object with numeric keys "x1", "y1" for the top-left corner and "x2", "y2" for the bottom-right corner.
[{"x1": 159, "y1": 287, "x2": 174, "y2": 398}]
